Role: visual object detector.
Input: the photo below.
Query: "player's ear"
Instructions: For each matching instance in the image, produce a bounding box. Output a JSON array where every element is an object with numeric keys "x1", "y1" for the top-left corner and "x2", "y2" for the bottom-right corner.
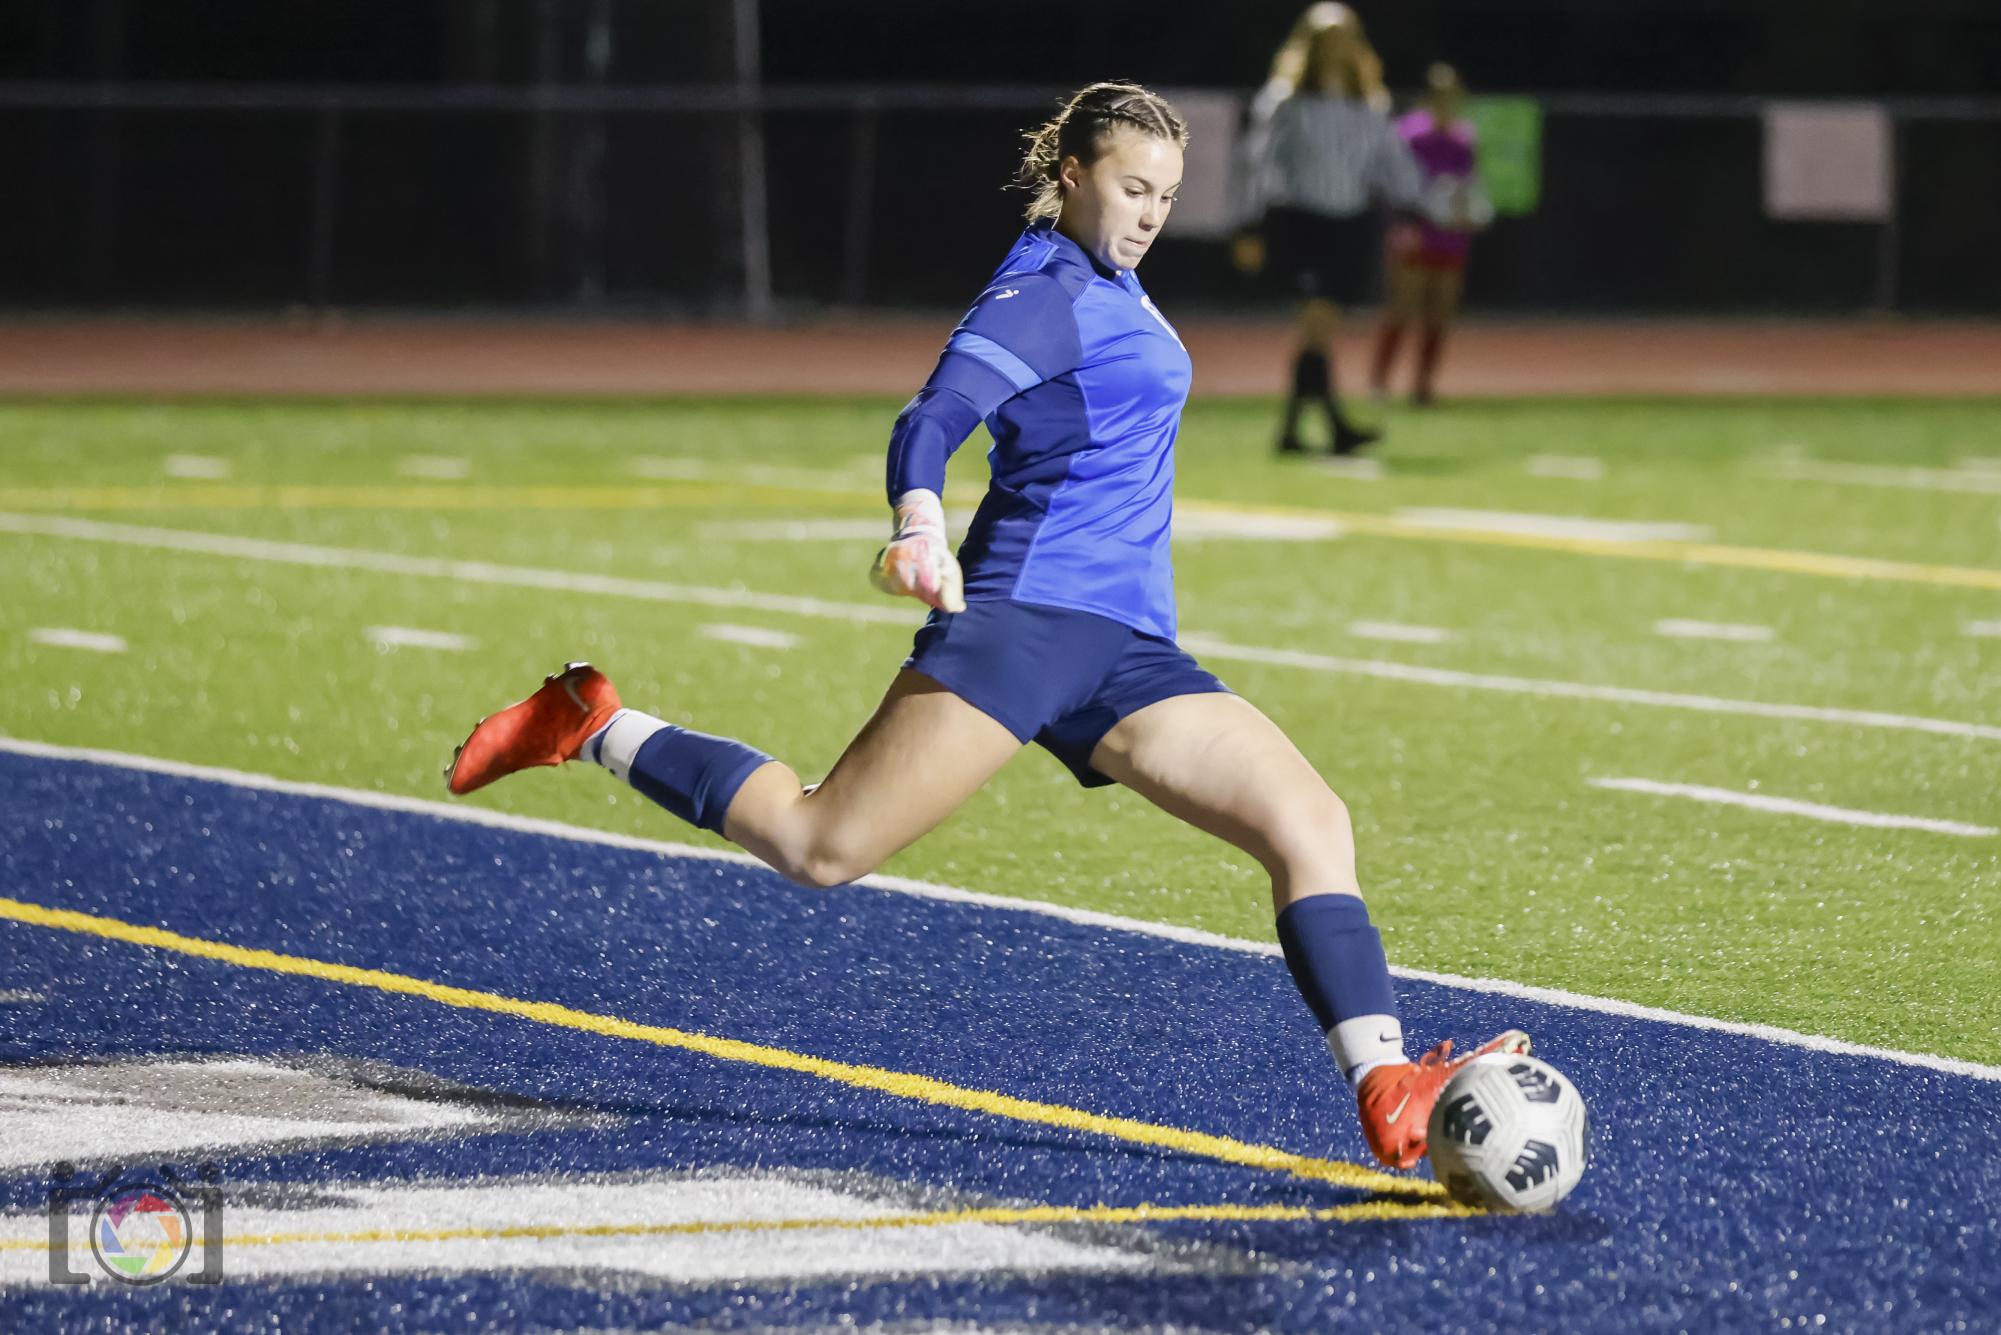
[{"x1": 1057, "y1": 153, "x2": 1086, "y2": 196}]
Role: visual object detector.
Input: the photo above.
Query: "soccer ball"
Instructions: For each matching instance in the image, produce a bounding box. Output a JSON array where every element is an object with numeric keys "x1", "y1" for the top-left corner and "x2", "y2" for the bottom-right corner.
[{"x1": 1427, "y1": 1054, "x2": 1589, "y2": 1212}]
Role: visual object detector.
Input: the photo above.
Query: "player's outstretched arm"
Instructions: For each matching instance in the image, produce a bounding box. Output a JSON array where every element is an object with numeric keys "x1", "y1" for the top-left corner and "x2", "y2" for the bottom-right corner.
[{"x1": 870, "y1": 487, "x2": 965, "y2": 613}]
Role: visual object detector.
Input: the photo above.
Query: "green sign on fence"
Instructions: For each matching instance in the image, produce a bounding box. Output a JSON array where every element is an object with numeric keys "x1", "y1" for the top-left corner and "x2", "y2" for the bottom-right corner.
[{"x1": 1467, "y1": 97, "x2": 1542, "y2": 215}]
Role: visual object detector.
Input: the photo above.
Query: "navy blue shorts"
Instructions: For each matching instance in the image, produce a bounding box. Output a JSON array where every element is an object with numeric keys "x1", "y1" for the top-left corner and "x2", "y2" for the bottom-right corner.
[{"x1": 904, "y1": 599, "x2": 1232, "y2": 788}]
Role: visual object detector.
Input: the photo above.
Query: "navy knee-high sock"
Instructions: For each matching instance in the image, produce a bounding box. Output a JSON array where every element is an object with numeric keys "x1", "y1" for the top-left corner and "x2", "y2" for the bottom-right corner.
[
  {"x1": 588, "y1": 709, "x2": 772, "y2": 834},
  {"x1": 1275, "y1": 894, "x2": 1406, "y2": 1085}
]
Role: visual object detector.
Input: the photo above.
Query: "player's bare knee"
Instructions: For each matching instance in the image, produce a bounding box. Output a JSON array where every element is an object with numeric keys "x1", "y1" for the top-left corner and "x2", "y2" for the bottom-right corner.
[
  {"x1": 791, "y1": 835, "x2": 880, "y2": 890},
  {"x1": 1264, "y1": 789, "x2": 1355, "y2": 880}
]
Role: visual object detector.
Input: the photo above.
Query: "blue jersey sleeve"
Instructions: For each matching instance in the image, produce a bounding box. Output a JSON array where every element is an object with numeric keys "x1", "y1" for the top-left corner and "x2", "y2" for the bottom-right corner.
[{"x1": 885, "y1": 273, "x2": 1081, "y2": 501}]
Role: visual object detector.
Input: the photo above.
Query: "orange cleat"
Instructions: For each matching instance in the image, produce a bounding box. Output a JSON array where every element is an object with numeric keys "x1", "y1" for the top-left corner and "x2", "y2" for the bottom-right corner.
[
  {"x1": 1356, "y1": 1029, "x2": 1532, "y2": 1170},
  {"x1": 444, "y1": 662, "x2": 621, "y2": 796}
]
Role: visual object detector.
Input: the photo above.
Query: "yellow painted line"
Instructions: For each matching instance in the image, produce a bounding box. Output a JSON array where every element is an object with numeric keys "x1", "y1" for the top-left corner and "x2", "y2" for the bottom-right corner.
[
  {"x1": 0, "y1": 896, "x2": 1427, "y2": 1198},
  {"x1": 4, "y1": 477, "x2": 1993, "y2": 591},
  {"x1": 0, "y1": 1198, "x2": 1476, "y2": 1254}
]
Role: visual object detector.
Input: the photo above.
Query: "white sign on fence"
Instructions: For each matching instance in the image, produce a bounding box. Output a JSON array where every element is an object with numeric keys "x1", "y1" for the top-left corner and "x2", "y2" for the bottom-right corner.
[{"x1": 1763, "y1": 102, "x2": 1893, "y2": 221}]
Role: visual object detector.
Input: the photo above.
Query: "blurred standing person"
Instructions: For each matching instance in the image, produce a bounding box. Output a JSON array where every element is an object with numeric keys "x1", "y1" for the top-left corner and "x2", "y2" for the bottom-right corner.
[
  {"x1": 1371, "y1": 64, "x2": 1493, "y2": 406},
  {"x1": 1235, "y1": 4, "x2": 1422, "y2": 456}
]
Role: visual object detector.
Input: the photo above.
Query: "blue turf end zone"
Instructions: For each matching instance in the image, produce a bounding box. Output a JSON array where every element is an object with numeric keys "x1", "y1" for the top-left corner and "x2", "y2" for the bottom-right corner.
[{"x1": 1, "y1": 748, "x2": 1996, "y2": 1332}]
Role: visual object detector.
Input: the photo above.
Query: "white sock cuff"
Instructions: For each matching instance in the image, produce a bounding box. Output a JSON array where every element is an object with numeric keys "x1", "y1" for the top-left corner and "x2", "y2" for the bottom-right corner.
[
  {"x1": 1328, "y1": 1014, "x2": 1405, "y2": 1086},
  {"x1": 594, "y1": 709, "x2": 668, "y2": 782}
]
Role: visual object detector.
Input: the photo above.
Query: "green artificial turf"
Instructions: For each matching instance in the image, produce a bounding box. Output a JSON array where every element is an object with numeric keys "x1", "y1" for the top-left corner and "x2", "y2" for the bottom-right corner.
[{"x1": 3, "y1": 395, "x2": 1997, "y2": 1063}]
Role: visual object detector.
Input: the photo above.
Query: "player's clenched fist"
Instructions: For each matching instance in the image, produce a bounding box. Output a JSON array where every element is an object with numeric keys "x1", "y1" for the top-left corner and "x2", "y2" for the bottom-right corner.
[{"x1": 869, "y1": 488, "x2": 965, "y2": 613}]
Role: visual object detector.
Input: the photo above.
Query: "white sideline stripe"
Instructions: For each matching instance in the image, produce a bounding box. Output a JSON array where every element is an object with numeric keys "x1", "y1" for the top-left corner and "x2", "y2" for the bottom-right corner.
[
  {"x1": 1654, "y1": 619, "x2": 1776, "y2": 643},
  {"x1": 1174, "y1": 511, "x2": 1346, "y2": 542},
  {"x1": 1175, "y1": 633, "x2": 2001, "y2": 744},
  {"x1": 699, "y1": 623, "x2": 802, "y2": 650},
  {"x1": 1346, "y1": 620, "x2": 1454, "y2": 645},
  {"x1": 27, "y1": 628, "x2": 127, "y2": 654},
  {"x1": 398, "y1": 455, "x2": 471, "y2": 480},
  {"x1": 6, "y1": 511, "x2": 1998, "y2": 744},
  {"x1": 163, "y1": 453, "x2": 229, "y2": 479},
  {"x1": 1308, "y1": 456, "x2": 1385, "y2": 480},
  {"x1": 0, "y1": 512, "x2": 914, "y2": 627},
  {"x1": 365, "y1": 625, "x2": 475, "y2": 652},
  {"x1": 1391, "y1": 508, "x2": 1711, "y2": 544},
  {"x1": 1524, "y1": 455, "x2": 1606, "y2": 481},
  {"x1": 1963, "y1": 620, "x2": 2001, "y2": 639},
  {"x1": 1763, "y1": 459, "x2": 2001, "y2": 496},
  {"x1": 1590, "y1": 777, "x2": 1997, "y2": 838},
  {"x1": 2, "y1": 734, "x2": 1998, "y2": 1085}
]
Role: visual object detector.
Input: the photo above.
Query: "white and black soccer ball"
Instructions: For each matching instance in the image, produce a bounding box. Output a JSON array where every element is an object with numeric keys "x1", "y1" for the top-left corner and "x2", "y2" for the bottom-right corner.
[{"x1": 1427, "y1": 1053, "x2": 1589, "y2": 1212}]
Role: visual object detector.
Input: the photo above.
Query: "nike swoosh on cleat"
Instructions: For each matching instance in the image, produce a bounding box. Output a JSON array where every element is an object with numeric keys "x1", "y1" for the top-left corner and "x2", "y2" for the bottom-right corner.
[
  {"x1": 560, "y1": 677, "x2": 590, "y2": 712},
  {"x1": 1383, "y1": 1091, "x2": 1413, "y2": 1126}
]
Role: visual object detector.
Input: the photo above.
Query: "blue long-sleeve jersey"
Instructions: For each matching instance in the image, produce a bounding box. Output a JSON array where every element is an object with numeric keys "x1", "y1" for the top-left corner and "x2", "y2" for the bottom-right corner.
[{"x1": 885, "y1": 220, "x2": 1193, "y2": 641}]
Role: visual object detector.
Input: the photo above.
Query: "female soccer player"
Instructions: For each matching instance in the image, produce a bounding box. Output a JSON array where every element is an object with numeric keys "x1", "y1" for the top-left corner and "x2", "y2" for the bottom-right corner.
[
  {"x1": 445, "y1": 81, "x2": 1525, "y2": 1171},
  {"x1": 1234, "y1": 6, "x2": 1424, "y2": 455},
  {"x1": 1370, "y1": 64, "x2": 1493, "y2": 406}
]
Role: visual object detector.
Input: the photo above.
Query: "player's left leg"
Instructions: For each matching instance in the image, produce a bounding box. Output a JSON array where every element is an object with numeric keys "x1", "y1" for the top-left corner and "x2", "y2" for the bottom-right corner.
[
  {"x1": 1413, "y1": 266, "x2": 1464, "y2": 407},
  {"x1": 1371, "y1": 257, "x2": 1424, "y2": 401},
  {"x1": 1087, "y1": 692, "x2": 1525, "y2": 1168}
]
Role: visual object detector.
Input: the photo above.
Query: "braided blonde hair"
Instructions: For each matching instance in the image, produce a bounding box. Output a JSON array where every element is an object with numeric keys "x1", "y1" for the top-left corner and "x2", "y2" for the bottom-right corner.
[{"x1": 1016, "y1": 81, "x2": 1189, "y2": 221}]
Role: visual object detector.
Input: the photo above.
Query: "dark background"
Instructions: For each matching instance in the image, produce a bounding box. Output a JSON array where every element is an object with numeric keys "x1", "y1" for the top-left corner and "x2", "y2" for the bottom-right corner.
[
  {"x1": 3, "y1": 1, "x2": 1997, "y2": 314},
  {"x1": 11, "y1": 0, "x2": 2001, "y2": 94}
]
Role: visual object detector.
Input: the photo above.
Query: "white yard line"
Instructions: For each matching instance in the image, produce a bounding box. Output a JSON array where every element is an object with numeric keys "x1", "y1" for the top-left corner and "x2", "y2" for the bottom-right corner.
[
  {"x1": 27, "y1": 628, "x2": 127, "y2": 653},
  {"x1": 699, "y1": 623, "x2": 801, "y2": 650},
  {"x1": 365, "y1": 626, "x2": 475, "y2": 652},
  {"x1": 1654, "y1": 619, "x2": 1776, "y2": 643},
  {"x1": 1963, "y1": 620, "x2": 2001, "y2": 639},
  {"x1": 1308, "y1": 456, "x2": 1385, "y2": 480},
  {"x1": 1174, "y1": 511, "x2": 1345, "y2": 542},
  {"x1": 0, "y1": 512, "x2": 913, "y2": 627},
  {"x1": 1591, "y1": 776, "x2": 1996, "y2": 838},
  {"x1": 4, "y1": 735, "x2": 1997, "y2": 1084},
  {"x1": 1525, "y1": 455, "x2": 1606, "y2": 481},
  {"x1": 397, "y1": 455, "x2": 471, "y2": 480},
  {"x1": 5, "y1": 511, "x2": 1997, "y2": 742},
  {"x1": 1176, "y1": 632, "x2": 2001, "y2": 743},
  {"x1": 1391, "y1": 508, "x2": 1711, "y2": 543},
  {"x1": 1346, "y1": 620, "x2": 1454, "y2": 645},
  {"x1": 1763, "y1": 458, "x2": 2001, "y2": 495},
  {"x1": 163, "y1": 454, "x2": 230, "y2": 479}
]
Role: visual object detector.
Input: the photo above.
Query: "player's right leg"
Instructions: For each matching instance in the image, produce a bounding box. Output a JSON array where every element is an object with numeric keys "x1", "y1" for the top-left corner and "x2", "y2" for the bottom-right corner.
[
  {"x1": 447, "y1": 663, "x2": 1020, "y2": 889},
  {"x1": 1086, "y1": 690, "x2": 1526, "y2": 1169}
]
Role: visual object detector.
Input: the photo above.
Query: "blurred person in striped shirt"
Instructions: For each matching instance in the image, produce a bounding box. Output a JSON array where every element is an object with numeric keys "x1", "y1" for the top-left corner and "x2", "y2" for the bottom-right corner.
[
  {"x1": 1234, "y1": 4, "x2": 1423, "y2": 456},
  {"x1": 1370, "y1": 64, "x2": 1493, "y2": 407}
]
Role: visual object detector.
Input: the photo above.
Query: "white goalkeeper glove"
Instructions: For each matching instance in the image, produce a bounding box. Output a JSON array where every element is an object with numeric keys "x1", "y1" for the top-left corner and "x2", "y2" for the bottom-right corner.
[{"x1": 869, "y1": 488, "x2": 965, "y2": 613}]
